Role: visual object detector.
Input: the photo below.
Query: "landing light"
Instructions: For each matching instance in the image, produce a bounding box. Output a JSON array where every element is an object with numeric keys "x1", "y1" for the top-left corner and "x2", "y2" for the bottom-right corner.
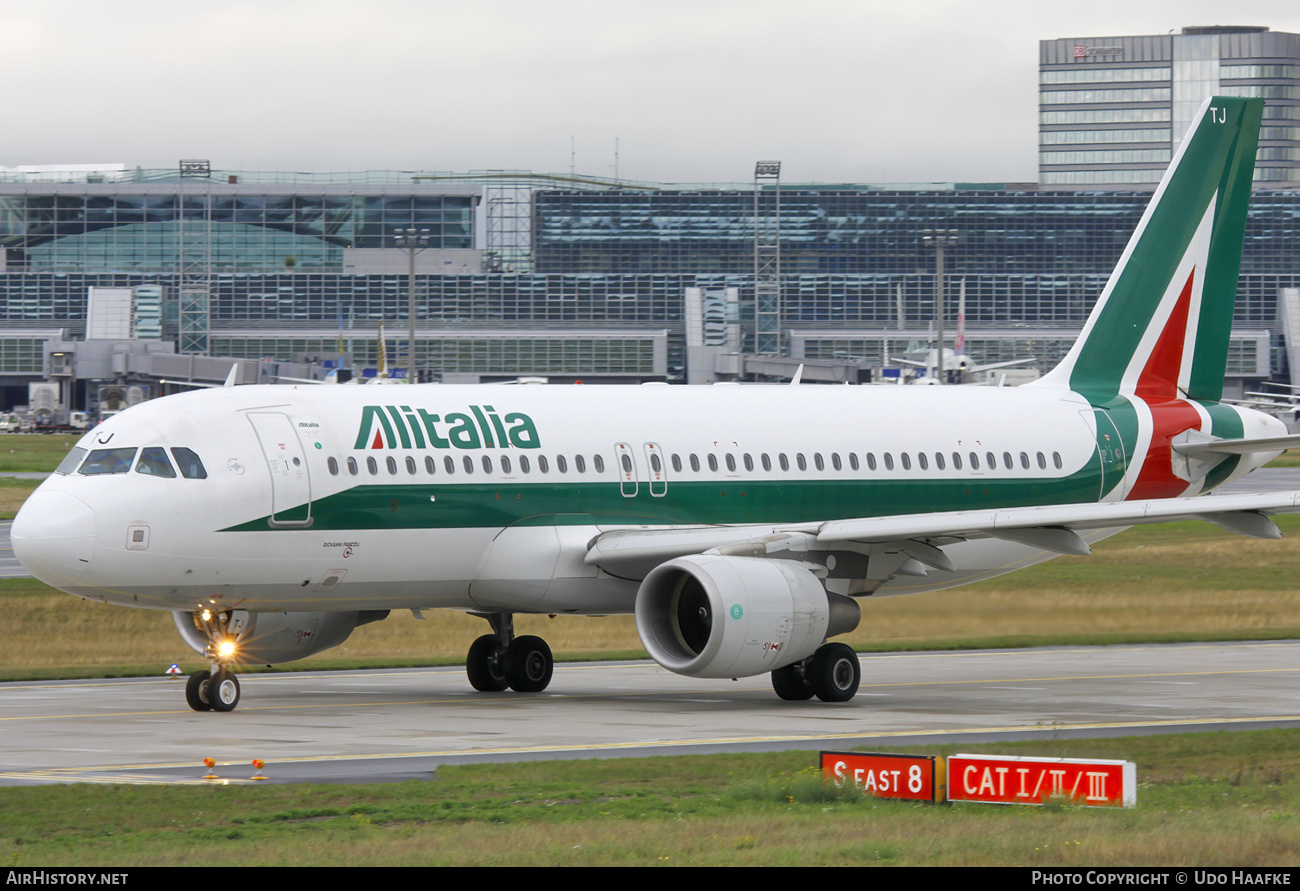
[{"x1": 217, "y1": 639, "x2": 237, "y2": 659}]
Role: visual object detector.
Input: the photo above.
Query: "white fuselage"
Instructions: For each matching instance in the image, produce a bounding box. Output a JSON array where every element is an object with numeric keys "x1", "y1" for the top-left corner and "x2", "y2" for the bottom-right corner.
[{"x1": 12, "y1": 382, "x2": 1281, "y2": 617}]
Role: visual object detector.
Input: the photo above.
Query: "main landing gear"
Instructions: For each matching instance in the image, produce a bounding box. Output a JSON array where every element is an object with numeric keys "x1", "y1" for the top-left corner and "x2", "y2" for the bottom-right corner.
[
  {"x1": 185, "y1": 609, "x2": 243, "y2": 712},
  {"x1": 466, "y1": 612, "x2": 554, "y2": 694},
  {"x1": 770, "y1": 642, "x2": 861, "y2": 703}
]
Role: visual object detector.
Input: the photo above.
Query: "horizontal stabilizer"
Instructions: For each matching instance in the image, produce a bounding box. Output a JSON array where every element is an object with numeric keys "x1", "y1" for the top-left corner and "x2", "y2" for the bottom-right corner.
[{"x1": 1172, "y1": 434, "x2": 1300, "y2": 457}]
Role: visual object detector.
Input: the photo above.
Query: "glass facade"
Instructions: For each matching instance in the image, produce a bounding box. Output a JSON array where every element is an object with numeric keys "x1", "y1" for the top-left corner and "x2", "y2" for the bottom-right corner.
[
  {"x1": 1040, "y1": 27, "x2": 1300, "y2": 187},
  {"x1": 0, "y1": 172, "x2": 1295, "y2": 384},
  {"x1": 0, "y1": 185, "x2": 476, "y2": 271}
]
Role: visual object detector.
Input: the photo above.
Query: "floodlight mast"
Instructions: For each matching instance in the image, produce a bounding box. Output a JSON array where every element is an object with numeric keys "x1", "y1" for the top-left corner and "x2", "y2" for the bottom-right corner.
[{"x1": 393, "y1": 228, "x2": 430, "y2": 383}]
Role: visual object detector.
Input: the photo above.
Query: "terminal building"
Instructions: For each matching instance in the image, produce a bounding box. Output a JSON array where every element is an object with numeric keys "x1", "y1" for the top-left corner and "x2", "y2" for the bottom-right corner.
[{"x1": 1, "y1": 25, "x2": 1298, "y2": 411}]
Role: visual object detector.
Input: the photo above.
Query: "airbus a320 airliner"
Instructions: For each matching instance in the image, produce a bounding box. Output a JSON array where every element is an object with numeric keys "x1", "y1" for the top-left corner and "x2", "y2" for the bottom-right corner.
[{"x1": 15, "y1": 97, "x2": 1300, "y2": 712}]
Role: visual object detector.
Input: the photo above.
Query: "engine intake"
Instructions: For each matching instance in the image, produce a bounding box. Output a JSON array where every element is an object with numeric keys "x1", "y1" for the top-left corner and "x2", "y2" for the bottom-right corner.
[{"x1": 634, "y1": 555, "x2": 859, "y2": 679}]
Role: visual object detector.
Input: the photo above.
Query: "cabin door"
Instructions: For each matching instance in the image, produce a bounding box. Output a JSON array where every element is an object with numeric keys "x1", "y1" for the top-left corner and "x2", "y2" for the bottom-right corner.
[
  {"x1": 247, "y1": 411, "x2": 314, "y2": 527},
  {"x1": 1087, "y1": 408, "x2": 1129, "y2": 500}
]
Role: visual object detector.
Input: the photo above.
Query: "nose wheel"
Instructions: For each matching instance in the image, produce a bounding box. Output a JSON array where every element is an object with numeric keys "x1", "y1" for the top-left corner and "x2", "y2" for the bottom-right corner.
[
  {"x1": 184, "y1": 609, "x2": 246, "y2": 712},
  {"x1": 185, "y1": 667, "x2": 242, "y2": 712}
]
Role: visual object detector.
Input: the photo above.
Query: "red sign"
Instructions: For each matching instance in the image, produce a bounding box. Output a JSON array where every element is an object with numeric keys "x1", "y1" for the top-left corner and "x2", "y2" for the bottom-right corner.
[
  {"x1": 821, "y1": 752, "x2": 943, "y2": 802},
  {"x1": 947, "y1": 754, "x2": 1135, "y2": 807}
]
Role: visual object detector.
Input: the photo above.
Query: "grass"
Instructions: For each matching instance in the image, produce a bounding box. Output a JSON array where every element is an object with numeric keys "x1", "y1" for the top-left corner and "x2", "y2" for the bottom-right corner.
[
  {"x1": 0, "y1": 434, "x2": 77, "y2": 473},
  {"x1": 2, "y1": 731, "x2": 1298, "y2": 866}
]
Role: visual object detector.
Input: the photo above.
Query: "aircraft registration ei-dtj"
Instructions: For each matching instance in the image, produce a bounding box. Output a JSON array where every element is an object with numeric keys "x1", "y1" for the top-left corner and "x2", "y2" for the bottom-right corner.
[{"x1": 15, "y1": 96, "x2": 1300, "y2": 713}]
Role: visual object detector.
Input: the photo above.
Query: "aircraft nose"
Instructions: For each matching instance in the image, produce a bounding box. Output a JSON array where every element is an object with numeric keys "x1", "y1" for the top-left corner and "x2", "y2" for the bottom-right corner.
[{"x1": 12, "y1": 489, "x2": 97, "y2": 586}]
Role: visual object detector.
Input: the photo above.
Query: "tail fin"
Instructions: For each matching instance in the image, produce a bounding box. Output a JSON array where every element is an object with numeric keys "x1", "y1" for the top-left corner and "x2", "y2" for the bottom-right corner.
[{"x1": 1034, "y1": 96, "x2": 1262, "y2": 402}]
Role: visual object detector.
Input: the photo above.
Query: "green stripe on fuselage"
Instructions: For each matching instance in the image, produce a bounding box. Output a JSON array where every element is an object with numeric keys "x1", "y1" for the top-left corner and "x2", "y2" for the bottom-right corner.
[{"x1": 221, "y1": 463, "x2": 1108, "y2": 533}]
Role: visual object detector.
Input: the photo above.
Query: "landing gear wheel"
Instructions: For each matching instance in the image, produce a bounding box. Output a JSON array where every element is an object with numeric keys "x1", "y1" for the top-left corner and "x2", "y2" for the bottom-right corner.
[
  {"x1": 809, "y1": 643, "x2": 860, "y2": 703},
  {"x1": 771, "y1": 663, "x2": 815, "y2": 701},
  {"x1": 466, "y1": 634, "x2": 509, "y2": 692},
  {"x1": 208, "y1": 668, "x2": 241, "y2": 712},
  {"x1": 185, "y1": 669, "x2": 213, "y2": 711},
  {"x1": 505, "y1": 635, "x2": 554, "y2": 693}
]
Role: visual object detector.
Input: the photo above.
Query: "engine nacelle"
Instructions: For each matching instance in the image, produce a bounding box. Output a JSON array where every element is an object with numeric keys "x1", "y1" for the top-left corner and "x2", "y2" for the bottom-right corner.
[
  {"x1": 172, "y1": 609, "x2": 389, "y2": 665},
  {"x1": 634, "y1": 555, "x2": 859, "y2": 679}
]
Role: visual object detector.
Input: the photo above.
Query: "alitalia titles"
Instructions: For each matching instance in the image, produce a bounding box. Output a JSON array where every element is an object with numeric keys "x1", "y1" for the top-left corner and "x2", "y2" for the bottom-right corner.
[{"x1": 354, "y1": 405, "x2": 540, "y2": 451}]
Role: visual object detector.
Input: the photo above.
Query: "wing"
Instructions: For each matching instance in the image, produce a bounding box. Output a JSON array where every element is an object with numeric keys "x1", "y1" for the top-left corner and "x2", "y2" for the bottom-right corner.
[{"x1": 584, "y1": 489, "x2": 1300, "y2": 581}]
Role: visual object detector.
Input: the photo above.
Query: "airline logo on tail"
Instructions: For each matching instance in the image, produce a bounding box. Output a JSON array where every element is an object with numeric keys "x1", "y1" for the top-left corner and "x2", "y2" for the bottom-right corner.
[{"x1": 1032, "y1": 97, "x2": 1263, "y2": 501}]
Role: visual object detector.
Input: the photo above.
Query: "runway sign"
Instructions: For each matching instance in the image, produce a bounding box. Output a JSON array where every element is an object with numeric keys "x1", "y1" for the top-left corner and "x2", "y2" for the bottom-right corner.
[
  {"x1": 947, "y1": 754, "x2": 1136, "y2": 807},
  {"x1": 821, "y1": 751, "x2": 944, "y2": 802}
]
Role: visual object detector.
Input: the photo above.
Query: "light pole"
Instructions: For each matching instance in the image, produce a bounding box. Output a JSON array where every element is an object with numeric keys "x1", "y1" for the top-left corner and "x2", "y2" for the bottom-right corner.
[
  {"x1": 921, "y1": 229, "x2": 958, "y2": 383},
  {"x1": 393, "y1": 228, "x2": 429, "y2": 383}
]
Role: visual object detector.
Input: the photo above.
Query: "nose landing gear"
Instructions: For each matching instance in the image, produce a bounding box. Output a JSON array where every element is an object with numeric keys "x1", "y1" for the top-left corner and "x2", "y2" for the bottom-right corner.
[{"x1": 184, "y1": 609, "x2": 245, "y2": 713}]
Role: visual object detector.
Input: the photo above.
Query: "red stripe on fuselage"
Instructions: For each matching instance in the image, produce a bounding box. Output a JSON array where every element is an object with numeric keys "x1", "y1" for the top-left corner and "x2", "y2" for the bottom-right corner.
[{"x1": 1128, "y1": 269, "x2": 1201, "y2": 500}]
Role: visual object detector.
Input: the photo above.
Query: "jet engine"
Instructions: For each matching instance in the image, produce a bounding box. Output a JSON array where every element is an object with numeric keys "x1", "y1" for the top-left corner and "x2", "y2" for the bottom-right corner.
[
  {"x1": 634, "y1": 554, "x2": 859, "y2": 679},
  {"x1": 172, "y1": 609, "x2": 389, "y2": 665}
]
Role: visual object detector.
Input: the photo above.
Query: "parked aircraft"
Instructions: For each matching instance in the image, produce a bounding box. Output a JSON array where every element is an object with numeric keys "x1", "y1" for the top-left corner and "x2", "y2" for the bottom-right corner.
[{"x1": 14, "y1": 97, "x2": 1300, "y2": 713}]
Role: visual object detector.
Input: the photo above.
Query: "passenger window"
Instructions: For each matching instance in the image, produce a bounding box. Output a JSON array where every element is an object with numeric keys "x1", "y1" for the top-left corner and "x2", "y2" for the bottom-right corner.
[
  {"x1": 171, "y1": 448, "x2": 207, "y2": 480},
  {"x1": 444, "y1": 456, "x2": 455, "y2": 474},
  {"x1": 831, "y1": 453, "x2": 841, "y2": 471},
  {"x1": 406, "y1": 456, "x2": 417, "y2": 475},
  {"x1": 796, "y1": 454, "x2": 807, "y2": 471},
  {"x1": 690, "y1": 454, "x2": 701, "y2": 472},
  {"x1": 575, "y1": 454, "x2": 586, "y2": 473},
  {"x1": 463, "y1": 456, "x2": 474, "y2": 474},
  {"x1": 386, "y1": 456, "x2": 398, "y2": 475},
  {"x1": 538, "y1": 455, "x2": 550, "y2": 474},
  {"x1": 725, "y1": 454, "x2": 736, "y2": 472},
  {"x1": 671, "y1": 454, "x2": 682, "y2": 473},
  {"x1": 328, "y1": 457, "x2": 340, "y2": 476},
  {"x1": 779, "y1": 454, "x2": 789, "y2": 471},
  {"x1": 1053, "y1": 452, "x2": 1063, "y2": 470},
  {"x1": 934, "y1": 452, "x2": 944, "y2": 471},
  {"x1": 1020, "y1": 452, "x2": 1031, "y2": 470},
  {"x1": 367, "y1": 457, "x2": 378, "y2": 475},
  {"x1": 501, "y1": 455, "x2": 512, "y2": 474},
  {"x1": 520, "y1": 455, "x2": 531, "y2": 474},
  {"x1": 743, "y1": 453, "x2": 754, "y2": 472},
  {"x1": 883, "y1": 453, "x2": 894, "y2": 471},
  {"x1": 813, "y1": 453, "x2": 824, "y2": 471},
  {"x1": 917, "y1": 453, "x2": 928, "y2": 471},
  {"x1": 347, "y1": 456, "x2": 359, "y2": 476},
  {"x1": 901, "y1": 453, "x2": 912, "y2": 471},
  {"x1": 593, "y1": 454, "x2": 604, "y2": 473},
  {"x1": 761, "y1": 453, "x2": 772, "y2": 471},
  {"x1": 482, "y1": 456, "x2": 493, "y2": 473},
  {"x1": 425, "y1": 456, "x2": 436, "y2": 475},
  {"x1": 848, "y1": 453, "x2": 859, "y2": 471},
  {"x1": 952, "y1": 452, "x2": 962, "y2": 470},
  {"x1": 866, "y1": 453, "x2": 877, "y2": 471},
  {"x1": 1037, "y1": 452, "x2": 1047, "y2": 470},
  {"x1": 708, "y1": 454, "x2": 719, "y2": 472},
  {"x1": 970, "y1": 452, "x2": 980, "y2": 470},
  {"x1": 136, "y1": 447, "x2": 176, "y2": 478},
  {"x1": 1003, "y1": 452, "x2": 1013, "y2": 470},
  {"x1": 56, "y1": 447, "x2": 87, "y2": 475},
  {"x1": 81, "y1": 448, "x2": 137, "y2": 475},
  {"x1": 986, "y1": 452, "x2": 996, "y2": 469},
  {"x1": 557, "y1": 455, "x2": 568, "y2": 473}
]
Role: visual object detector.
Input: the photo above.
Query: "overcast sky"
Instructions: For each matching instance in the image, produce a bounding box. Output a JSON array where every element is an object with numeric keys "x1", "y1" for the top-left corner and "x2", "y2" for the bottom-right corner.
[{"x1": 3, "y1": 0, "x2": 1298, "y2": 184}]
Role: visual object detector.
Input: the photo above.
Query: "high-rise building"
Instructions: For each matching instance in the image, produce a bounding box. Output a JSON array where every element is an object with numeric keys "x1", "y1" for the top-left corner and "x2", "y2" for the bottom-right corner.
[{"x1": 1040, "y1": 26, "x2": 1300, "y2": 187}]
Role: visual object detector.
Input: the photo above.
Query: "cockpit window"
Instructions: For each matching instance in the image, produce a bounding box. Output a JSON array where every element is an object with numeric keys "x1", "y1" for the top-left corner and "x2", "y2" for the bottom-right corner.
[
  {"x1": 80, "y1": 448, "x2": 137, "y2": 475},
  {"x1": 170, "y1": 447, "x2": 208, "y2": 480},
  {"x1": 136, "y1": 447, "x2": 177, "y2": 478},
  {"x1": 55, "y1": 447, "x2": 87, "y2": 475}
]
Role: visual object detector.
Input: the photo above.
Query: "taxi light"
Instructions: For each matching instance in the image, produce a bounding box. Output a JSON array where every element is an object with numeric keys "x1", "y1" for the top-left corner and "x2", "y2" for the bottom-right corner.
[{"x1": 217, "y1": 639, "x2": 237, "y2": 659}]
